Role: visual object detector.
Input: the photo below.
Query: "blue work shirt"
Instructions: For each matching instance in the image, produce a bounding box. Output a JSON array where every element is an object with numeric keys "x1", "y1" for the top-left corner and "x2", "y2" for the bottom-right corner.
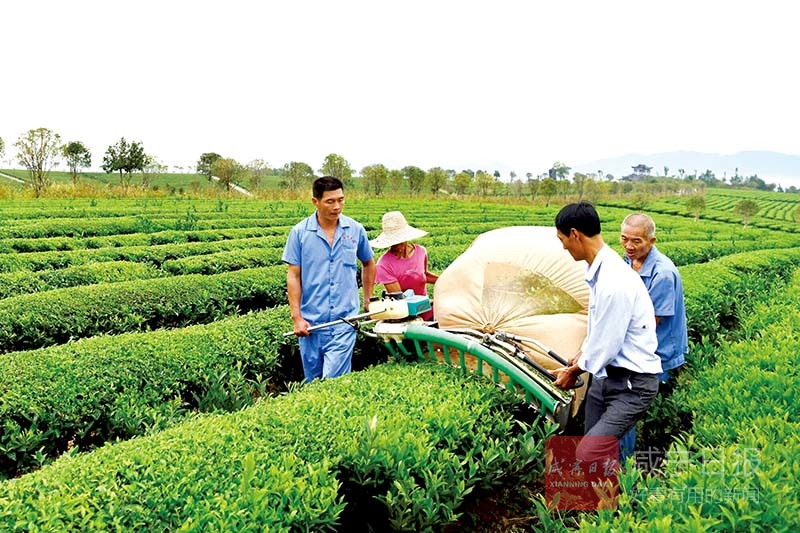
[
  {"x1": 282, "y1": 212, "x2": 374, "y2": 325},
  {"x1": 625, "y1": 246, "x2": 688, "y2": 371},
  {"x1": 578, "y1": 245, "x2": 661, "y2": 378}
]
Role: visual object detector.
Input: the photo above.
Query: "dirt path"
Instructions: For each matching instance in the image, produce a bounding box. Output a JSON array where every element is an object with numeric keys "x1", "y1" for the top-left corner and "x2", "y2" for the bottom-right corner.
[
  {"x1": 210, "y1": 175, "x2": 253, "y2": 197},
  {"x1": 0, "y1": 171, "x2": 24, "y2": 183}
]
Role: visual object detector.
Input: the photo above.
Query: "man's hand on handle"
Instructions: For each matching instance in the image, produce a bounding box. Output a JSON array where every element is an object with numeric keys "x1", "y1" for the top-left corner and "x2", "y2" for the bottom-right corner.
[
  {"x1": 292, "y1": 316, "x2": 311, "y2": 337},
  {"x1": 553, "y1": 362, "x2": 583, "y2": 390}
]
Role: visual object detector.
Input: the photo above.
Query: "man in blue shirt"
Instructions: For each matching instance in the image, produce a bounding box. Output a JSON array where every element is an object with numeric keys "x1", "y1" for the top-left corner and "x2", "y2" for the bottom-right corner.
[
  {"x1": 553, "y1": 202, "x2": 661, "y2": 466},
  {"x1": 618, "y1": 213, "x2": 689, "y2": 459},
  {"x1": 282, "y1": 176, "x2": 376, "y2": 382}
]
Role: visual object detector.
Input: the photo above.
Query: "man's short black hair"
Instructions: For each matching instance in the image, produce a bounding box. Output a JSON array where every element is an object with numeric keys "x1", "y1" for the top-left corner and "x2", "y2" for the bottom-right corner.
[
  {"x1": 555, "y1": 201, "x2": 601, "y2": 237},
  {"x1": 313, "y1": 176, "x2": 344, "y2": 199}
]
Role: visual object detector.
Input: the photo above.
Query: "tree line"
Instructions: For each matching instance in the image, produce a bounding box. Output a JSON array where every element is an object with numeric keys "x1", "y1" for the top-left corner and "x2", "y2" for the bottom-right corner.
[
  {"x1": 2, "y1": 128, "x2": 795, "y2": 199},
  {"x1": 2, "y1": 128, "x2": 169, "y2": 197}
]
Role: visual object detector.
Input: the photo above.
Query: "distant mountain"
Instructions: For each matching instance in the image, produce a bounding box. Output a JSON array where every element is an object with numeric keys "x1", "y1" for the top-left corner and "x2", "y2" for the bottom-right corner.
[{"x1": 573, "y1": 151, "x2": 800, "y2": 188}]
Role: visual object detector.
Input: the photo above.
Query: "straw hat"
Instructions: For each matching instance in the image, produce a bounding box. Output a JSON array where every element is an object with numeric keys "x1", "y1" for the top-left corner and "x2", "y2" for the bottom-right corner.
[{"x1": 370, "y1": 211, "x2": 428, "y2": 248}]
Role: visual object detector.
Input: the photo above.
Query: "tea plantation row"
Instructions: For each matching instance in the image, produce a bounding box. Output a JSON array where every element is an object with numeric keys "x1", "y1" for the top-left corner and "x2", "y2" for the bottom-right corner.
[{"x1": 1, "y1": 247, "x2": 799, "y2": 530}]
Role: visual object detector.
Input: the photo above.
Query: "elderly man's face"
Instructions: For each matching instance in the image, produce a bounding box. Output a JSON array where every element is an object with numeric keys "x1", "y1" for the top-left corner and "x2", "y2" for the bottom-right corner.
[{"x1": 620, "y1": 223, "x2": 655, "y2": 264}]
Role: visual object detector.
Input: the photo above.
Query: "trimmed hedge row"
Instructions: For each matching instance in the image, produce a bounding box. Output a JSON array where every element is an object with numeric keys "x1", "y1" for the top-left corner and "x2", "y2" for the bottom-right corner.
[
  {"x1": 162, "y1": 247, "x2": 285, "y2": 275},
  {"x1": 427, "y1": 243, "x2": 472, "y2": 271},
  {"x1": 0, "y1": 261, "x2": 163, "y2": 300},
  {"x1": 0, "y1": 265, "x2": 287, "y2": 353},
  {"x1": 0, "y1": 363, "x2": 551, "y2": 531},
  {"x1": 0, "y1": 226, "x2": 291, "y2": 254},
  {"x1": 0, "y1": 307, "x2": 289, "y2": 479},
  {"x1": 680, "y1": 247, "x2": 800, "y2": 345},
  {"x1": 0, "y1": 215, "x2": 303, "y2": 239},
  {"x1": 0, "y1": 235, "x2": 285, "y2": 273},
  {"x1": 580, "y1": 271, "x2": 800, "y2": 532}
]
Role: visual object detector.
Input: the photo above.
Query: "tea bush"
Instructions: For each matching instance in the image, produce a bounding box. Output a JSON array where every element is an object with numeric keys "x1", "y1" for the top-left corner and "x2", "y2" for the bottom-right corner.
[
  {"x1": 0, "y1": 306, "x2": 290, "y2": 478},
  {"x1": 0, "y1": 261, "x2": 163, "y2": 299},
  {"x1": 0, "y1": 235, "x2": 284, "y2": 273},
  {"x1": 162, "y1": 247, "x2": 284, "y2": 275},
  {"x1": 0, "y1": 225, "x2": 289, "y2": 253},
  {"x1": 580, "y1": 271, "x2": 800, "y2": 532},
  {"x1": 0, "y1": 266, "x2": 287, "y2": 353},
  {"x1": 0, "y1": 363, "x2": 553, "y2": 531}
]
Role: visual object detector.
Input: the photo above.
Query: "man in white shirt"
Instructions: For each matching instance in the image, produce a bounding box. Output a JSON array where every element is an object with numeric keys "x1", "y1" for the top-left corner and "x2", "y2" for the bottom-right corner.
[{"x1": 553, "y1": 202, "x2": 661, "y2": 464}]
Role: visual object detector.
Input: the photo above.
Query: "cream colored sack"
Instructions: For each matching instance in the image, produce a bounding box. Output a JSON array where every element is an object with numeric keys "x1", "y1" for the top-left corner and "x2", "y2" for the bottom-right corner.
[{"x1": 433, "y1": 226, "x2": 589, "y2": 413}]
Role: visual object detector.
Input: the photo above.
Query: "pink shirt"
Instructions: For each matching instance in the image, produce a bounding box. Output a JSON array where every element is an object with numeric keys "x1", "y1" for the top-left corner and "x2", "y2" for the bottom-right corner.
[{"x1": 375, "y1": 244, "x2": 433, "y2": 320}]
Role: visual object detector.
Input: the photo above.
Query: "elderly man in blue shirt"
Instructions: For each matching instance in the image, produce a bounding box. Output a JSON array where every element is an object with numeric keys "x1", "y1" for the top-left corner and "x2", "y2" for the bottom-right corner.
[
  {"x1": 282, "y1": 176, "x2": 376, "y2": 382},
  {"x1": 553, "y1": 202, "x2": 661, "y2": 467},
  {"x1": 618, "y1": 212, "x2": 689, "y2": 459}
]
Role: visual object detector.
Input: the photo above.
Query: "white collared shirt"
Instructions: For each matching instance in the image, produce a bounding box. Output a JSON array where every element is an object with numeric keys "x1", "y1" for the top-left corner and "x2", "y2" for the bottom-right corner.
[{"x1": 577, "y1": 245, "x2": 662, "y2": 378}]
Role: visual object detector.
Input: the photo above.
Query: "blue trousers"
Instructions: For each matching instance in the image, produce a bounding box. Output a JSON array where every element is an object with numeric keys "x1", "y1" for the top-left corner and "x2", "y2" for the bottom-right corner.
[{"x1": 298, "y1": 325, "x2": 356, "y2": 382}]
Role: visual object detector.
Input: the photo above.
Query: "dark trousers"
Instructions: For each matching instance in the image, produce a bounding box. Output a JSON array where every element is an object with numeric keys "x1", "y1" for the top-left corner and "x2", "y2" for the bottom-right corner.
[{"x1": 577, "y1": 366, "x2": 659, "y2": 466}]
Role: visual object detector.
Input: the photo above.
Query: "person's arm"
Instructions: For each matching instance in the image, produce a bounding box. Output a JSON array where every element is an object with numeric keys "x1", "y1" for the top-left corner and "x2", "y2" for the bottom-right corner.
[
  {"x1": 423, "y1": 252, "x2": 438, "y2": 284},
  {"x1": 382, "y1": 281, "x2": 402, "y2": 293},
  {"x1": 649, "y1": 271, "x2": 676, "y2": 327},
  {"x1": 287, "y1": 264, "x2": 310, "y2": 336},
  {"x1": 361, "y1": 258, "x2": 376, "y2": 311}
]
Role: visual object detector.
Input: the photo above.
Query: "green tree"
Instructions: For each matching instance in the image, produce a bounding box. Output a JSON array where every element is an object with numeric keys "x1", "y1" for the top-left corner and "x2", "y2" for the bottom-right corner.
[
  {"x1": 699, "y1": 169, "x2": 718, "y2": 187},
  {"x1": 631, "y1": 192, "x2": 650, "y2": 211},
  {"x1": 686, "y1": 195, "x2": 706, "y2": 222},
  {"x1": 197, "y1": 152, "x2": 221, "y2": 180},
  {"x1": 426, "y1": 167, "x2": 448, "y2": 196},
  {"x1": 211, "y1": 158, "x2": 244, "y2": 191},
  {"x1": 282, "y1": 161, "x2": 314, "y2": 191},
  {"x1": 512, "y1": 178, "x2": 524, "y2": 198},
  {"x1": 475, "y1": 170, "x2": 494, "y2": 196},
  {"x1": 583, "y1": 178, "x2": 603, "y2": 203},
  {"x1": 573, "y1": 172, "x2": 588, "y2": 200},
  {"x1": 527, "y1": 176, "x2": 540, "y2": 201},
  {"x1": 245, "y1": 159, "x2": 270, "y2": 190},
  {"x1": 361, "y1": 164, "x2": 389, "y2": 196},
  {"x1": 0, "y1": 137, "x2": 5, "y2": 160},
  {"x1": 319, "y1": 153, "x2": 353, "y2": 188},
  {"x1": 552, "y1": 161, "x2": 571, "y2": 180},
  {"x1": 102, "y1": 138, "x2": 146, "y2": 187},
  {"x1": 453, "y1": 171, "x2": 472, "y2": 195},
  {"x1": 387, "y1": 169, "x2": 404, "y2": 193},
  {"x1": 15, "y1": 127, "x2": 62, "y2": 197},
  {"x1": 539, "y1": 178, "x2": 557, "y2": 207},
  {"x1": 733, "y1": 199, "x2": 759, "y2": 229},
  {"x1": 62, "y1": 141, "x2": 91, "y2": 185},
  {"x1": 140, "y1": 154, "x2": 167, "y2": 189},
  {"x1": 402, "y1": 165, "x2": 426, "y2": 195}
]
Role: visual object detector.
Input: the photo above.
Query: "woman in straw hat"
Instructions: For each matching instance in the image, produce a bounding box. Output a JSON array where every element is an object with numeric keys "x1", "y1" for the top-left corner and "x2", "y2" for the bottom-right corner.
[{"x1": 370, "y1": 211, "x2": 438, "y2": 320}]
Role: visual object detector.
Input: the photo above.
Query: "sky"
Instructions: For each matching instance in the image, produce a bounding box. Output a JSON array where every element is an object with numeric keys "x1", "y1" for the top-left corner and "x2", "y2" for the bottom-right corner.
[{"x1": 3, "y1": 1, "x2": 800, "y2": 179}]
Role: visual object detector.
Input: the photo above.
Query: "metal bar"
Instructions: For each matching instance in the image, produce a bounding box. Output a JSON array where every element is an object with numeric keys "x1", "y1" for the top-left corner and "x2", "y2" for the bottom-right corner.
[{"x1": 283, "y1": 310, "x2": 382, "y2": 337}]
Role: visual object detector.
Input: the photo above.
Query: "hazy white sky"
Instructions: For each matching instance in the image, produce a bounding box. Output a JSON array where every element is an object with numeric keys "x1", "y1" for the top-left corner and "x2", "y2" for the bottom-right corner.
[{"x1": 3, "y1": 1, "x2": 799, "y2": 176}]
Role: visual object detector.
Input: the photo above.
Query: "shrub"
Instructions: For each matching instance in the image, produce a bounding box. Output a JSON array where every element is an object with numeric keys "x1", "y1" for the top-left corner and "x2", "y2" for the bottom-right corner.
[
  {"x1": 0, "y1": 307, "x2": 290, "y2": 478},
  {"x1": 0, "y1": 266, "x2": 287, "y2": 353},
  {"x1": 0, "y1": 363, "x2": 553, "y2": 531},
  {"x1": 0, "y1": 261, "x2": 162, "y2": 299}
]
